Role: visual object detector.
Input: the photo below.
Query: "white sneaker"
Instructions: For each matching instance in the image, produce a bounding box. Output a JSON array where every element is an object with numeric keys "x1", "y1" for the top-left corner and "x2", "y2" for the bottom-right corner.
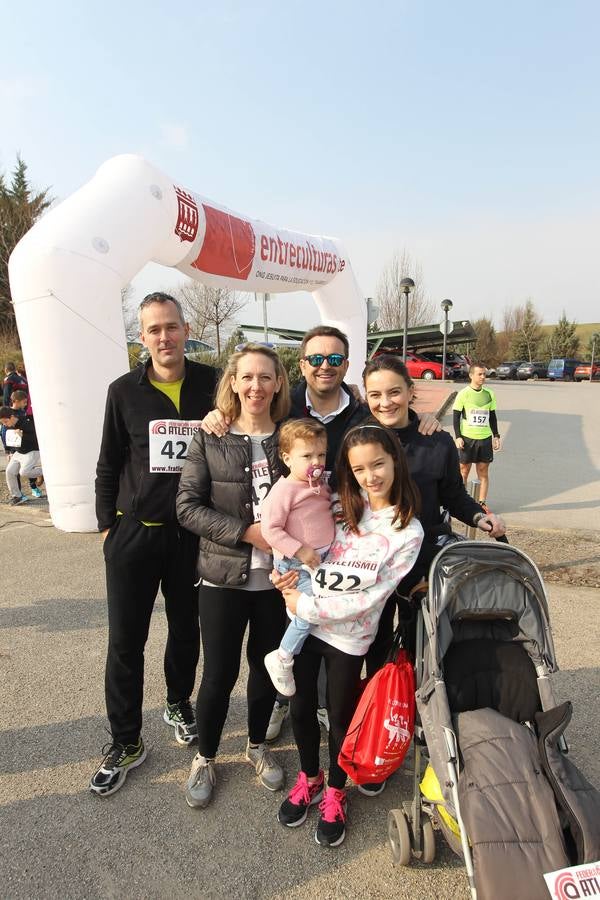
[
  {"x1": 185, "y1": 754, "x2": 216, "y2": 808},
  {"x1": 264, "y1": 650, "x2": 296, "y2": 697},
  {"x1": 265, "y1": 700, "x2": 289, "y2": 743},
  {"x1": 317, "y1": 707, "x2": 330, "y2": 731},
  {"x1": 245, "y1": 740, "x2": 284, "y2": 791}
]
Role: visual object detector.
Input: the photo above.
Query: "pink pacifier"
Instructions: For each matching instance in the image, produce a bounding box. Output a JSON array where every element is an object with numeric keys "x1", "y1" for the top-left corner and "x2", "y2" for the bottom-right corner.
[{"x1": 307, "y1": 463, "x2": 324, "y2": 493}]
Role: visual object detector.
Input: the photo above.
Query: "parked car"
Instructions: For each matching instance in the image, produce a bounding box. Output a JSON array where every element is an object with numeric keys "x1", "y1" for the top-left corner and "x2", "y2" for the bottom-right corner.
[
  {"x1": 574, "y1": 363, "x2": 600, "y2": 381},
  {"x1": 419, "y1": 351, "x2": 469, "y2": 379},
  {"x1": 547, "y1": 358, "x2": 585, "y2": 381},
  {"x1": 517, "y1": 361, "x2": 548, "y2": 380},
  {"x1": 373, "y1": 349, "x2": 452, "y2": 380},
  {"x1": 496, "y1": 361, "x2": 526, "y2": 379},
  {"x1": 129, "y1": 338, "x2": 215, "y2": 364}
]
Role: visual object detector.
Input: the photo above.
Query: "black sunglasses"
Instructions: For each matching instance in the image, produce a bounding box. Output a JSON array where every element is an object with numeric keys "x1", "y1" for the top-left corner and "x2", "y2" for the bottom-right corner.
[{"x1": 302, "y1": 353, "x2": 346, "y2": 368}]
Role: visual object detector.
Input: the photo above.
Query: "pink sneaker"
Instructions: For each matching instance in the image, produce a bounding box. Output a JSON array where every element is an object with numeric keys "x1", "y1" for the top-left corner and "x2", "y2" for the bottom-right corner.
[
  {"x1": 278, "y1": 770, "x2": 324, "y2": 827},
  {"x1": 315, "y1": 786, "x2": 347, "y2": 847}
]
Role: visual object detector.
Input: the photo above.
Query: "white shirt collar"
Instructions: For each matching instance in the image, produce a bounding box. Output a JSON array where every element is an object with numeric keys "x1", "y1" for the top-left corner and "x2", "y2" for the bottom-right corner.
[{"x1": 305, "y1": 386, "x2": 349, "y2": 424}]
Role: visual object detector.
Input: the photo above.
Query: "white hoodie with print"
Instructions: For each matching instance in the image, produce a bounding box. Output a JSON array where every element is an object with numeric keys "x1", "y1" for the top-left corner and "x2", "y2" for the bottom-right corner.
[{"x1": 295, "y1": 501, "x2": 424, "y2": 656}]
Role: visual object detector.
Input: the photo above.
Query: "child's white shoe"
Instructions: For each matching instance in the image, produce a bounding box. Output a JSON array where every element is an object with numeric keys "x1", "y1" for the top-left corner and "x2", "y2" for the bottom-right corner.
[{"x1": 264, "y1": 650, "x2": 296, "y2": 697}]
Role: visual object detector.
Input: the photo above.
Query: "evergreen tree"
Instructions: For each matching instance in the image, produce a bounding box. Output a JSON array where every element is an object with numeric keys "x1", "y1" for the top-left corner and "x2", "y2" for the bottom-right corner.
[
  {"x1": 0, "y1": 157, "x2": 53, "y2": 336},
  {"x1": 509, "y1": 299, "x2": 542, "y2": 361},
  {"x1": 545, "y1": 313, "x2": 580, "y2": 358},
  {"x1": 585, "y1": 331, "x2": 600, "y2": 362},
  {"x1": 276, "y1": 347, "x2": 301, "y2": 388}
]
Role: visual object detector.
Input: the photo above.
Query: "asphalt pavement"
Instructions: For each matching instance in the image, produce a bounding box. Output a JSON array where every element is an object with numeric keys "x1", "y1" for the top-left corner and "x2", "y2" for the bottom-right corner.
[
  {"x1": 1, "y1": 378, "x2": 599, "y2": 899},
  {"x1": 443, "y1": 379, "x2": 600, "y2": 531}
]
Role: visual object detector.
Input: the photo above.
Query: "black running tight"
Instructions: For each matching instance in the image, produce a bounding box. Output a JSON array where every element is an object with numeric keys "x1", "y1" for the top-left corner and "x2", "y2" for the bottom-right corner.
[
  {"x1": 196, "y1": 584, "x2": 287, "y2": 758},
  {"x1": 291, "y1": 636, "x2": 363, "y2": 790}
]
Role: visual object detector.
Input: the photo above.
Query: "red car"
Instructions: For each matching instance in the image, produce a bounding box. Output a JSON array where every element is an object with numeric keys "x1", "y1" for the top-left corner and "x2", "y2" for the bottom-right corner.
[
  {"x1": 374, "y1": 349, "x2": 451, "y2": 380},
  {"x1": 574, "y1": 363, "x2": 600, "y2": 381}
]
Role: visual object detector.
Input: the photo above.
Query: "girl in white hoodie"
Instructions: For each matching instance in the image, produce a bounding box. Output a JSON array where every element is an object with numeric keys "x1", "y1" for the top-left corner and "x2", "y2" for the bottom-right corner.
[{"x1": 276, "y1": 423, "x2": 423, "y2": 848}]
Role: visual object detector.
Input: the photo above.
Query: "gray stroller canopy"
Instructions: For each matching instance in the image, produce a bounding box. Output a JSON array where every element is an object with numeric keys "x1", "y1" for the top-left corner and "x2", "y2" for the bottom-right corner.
[{"x1": 424, "y1": 542, "x2": 558, "y2": 675}]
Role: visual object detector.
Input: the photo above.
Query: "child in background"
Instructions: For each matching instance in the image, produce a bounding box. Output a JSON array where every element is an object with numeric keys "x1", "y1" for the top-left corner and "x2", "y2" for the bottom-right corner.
[
  {"x1": 261, "y1": 419, "x2": 335, "y2": 696},
  {"x1": 0, "y1": 402, "x2": 44, "y2": 506},
  {"x1": 9, "y1": 390, "x2": 42, "y2": 497}
]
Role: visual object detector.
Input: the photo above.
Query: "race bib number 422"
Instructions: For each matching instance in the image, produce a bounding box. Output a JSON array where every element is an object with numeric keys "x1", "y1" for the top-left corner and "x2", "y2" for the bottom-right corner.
[
  {"x1": 311, "y1": 560, "x2": 380, "y2": 596},
  {"x1": 148, "y1": 420, "x2": 202, "y2": 473}
]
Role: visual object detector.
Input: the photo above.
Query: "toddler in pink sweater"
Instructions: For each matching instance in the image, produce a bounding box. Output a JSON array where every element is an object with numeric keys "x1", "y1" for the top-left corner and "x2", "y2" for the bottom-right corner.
[{"x1": 261, "y1": 419, "x2": 335, "y2": 696}]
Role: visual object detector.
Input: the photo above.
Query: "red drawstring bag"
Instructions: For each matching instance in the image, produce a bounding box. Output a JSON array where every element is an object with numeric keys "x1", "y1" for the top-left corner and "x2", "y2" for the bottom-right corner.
[{"x1": 338, "y1": 644, "x2": 415, "y2": 785}]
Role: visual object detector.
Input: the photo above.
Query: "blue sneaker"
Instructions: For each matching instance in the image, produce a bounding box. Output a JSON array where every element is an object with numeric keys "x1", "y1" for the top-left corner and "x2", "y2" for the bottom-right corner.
[
  {"x1": 31, "y1": 487, "x2": 43, "y2": 499},
  {"x1": 8, "y1": 495, "x2": 29, "y2": 506}
]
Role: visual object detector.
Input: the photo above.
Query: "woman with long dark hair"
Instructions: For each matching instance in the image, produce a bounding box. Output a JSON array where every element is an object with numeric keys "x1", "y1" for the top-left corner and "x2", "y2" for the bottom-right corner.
[
  {"x1": 362, "y1": 353, "x2": 506, "y2": 667},
  {"x1": 275, "y1": 424, "x2": 423, "y2": 848}
]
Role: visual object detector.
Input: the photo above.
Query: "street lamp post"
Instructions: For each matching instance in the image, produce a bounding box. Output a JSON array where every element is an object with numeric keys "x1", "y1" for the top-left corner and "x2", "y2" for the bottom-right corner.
[
  {"x1": 399, "y1": 278, "x2": 415, "y2": 363},
  {"x1": 255, "y1": 292, "x2": 270, "y2": 342},
  {"x1": 590, "y1": 332, "x2": 599, "y2": 382},
  {"x1": 440, "y1": 298, "x2": 453, "y2": 382}
]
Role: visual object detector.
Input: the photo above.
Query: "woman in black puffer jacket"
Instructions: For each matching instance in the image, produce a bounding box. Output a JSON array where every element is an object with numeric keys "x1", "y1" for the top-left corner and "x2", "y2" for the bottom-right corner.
[{"x1": 176, "y1": 344, "x2": 290, "y2": 810}]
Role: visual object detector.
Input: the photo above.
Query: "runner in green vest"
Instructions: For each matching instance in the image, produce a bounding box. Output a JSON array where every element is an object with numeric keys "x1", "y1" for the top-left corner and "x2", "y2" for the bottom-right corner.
[{"x1": 453, "y1": 363, "x2": 501, "y2": 512}]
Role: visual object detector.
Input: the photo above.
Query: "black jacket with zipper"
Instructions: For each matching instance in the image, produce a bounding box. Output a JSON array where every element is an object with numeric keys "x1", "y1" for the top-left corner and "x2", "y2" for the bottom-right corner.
[
  {"x1": 95, "y1": 358, "x2": 219, "y2": 531},
  {"x1": 176, "y1": 428, "x2": 283, "y2": 586}
]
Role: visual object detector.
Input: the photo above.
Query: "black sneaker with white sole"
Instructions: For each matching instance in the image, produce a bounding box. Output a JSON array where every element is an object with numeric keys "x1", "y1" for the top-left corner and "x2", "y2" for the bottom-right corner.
[
  {"x1": 163, "y1": 699, "x2": 197, "y2": 745},
  {"x1": 278, "y1": 770, "x2": 324, "y2": 826},
  {"x1": 315, "y1": 786, "x2": 347, "y2": 847},
  {"x1": 89, "y1": 738, "x2": 147, "y2": 796}
]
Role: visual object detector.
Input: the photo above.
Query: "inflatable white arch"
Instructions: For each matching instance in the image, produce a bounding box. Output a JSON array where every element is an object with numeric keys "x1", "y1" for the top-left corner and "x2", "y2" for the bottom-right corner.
[{"x1": 9, "y1": 154, "x2": 366, "y2": 533}]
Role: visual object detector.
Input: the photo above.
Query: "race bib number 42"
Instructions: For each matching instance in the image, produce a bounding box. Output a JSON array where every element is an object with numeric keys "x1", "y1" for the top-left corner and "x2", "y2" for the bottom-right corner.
[
  {"x1": 148, "y1": 420, "x2": 202, "y2": 473},
  {"x1": 467, "y1": 408, "x2": 490, "y2": 427}
]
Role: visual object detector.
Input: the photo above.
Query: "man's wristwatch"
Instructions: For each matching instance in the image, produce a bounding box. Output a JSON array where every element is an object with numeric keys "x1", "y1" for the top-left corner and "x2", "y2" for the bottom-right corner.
[{"x1": 472, "y1": 511, "x2": 486, "y2": 526}]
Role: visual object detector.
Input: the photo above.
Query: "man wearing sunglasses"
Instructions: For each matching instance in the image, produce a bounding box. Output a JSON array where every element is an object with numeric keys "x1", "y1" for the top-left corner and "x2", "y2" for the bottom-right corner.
[{"x1": 291, "y1": 326, "x2": 368, "y2": 485}]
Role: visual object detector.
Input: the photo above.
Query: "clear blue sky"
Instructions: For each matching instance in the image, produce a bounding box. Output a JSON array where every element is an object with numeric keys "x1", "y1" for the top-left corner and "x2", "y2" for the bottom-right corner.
[{"x1": 3, "y1": 0, "x2": 599, "y2": 331}]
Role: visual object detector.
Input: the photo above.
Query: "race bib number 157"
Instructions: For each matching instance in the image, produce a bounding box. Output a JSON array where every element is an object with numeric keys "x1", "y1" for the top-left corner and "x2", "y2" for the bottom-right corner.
[
  {"x1": 148, "y1": 420, "x2": 202, "y2": 473},
  {"x1": 467, "y1": 408, "x2": 490, "y2": 427}
]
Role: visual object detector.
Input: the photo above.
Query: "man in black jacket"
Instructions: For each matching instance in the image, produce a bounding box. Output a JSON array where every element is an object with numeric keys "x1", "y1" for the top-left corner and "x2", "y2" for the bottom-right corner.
[
  {"x1": 90, "y1": 292, "x2": 219, "y2": 797},
  {"x1": 290, "y1": 326, "x2": 368, "y2": 487}
]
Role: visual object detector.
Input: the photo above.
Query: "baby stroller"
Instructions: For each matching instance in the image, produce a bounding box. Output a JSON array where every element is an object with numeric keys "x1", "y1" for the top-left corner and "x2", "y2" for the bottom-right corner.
[{"x1": 387, "y1": 540, "x2": 600, "y2": 900}]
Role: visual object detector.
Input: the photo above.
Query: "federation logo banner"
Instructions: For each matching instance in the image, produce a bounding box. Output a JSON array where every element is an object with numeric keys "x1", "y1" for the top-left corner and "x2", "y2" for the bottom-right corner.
[{"x1": 544, "y1": 861, "x2": 600, "y2": 899}]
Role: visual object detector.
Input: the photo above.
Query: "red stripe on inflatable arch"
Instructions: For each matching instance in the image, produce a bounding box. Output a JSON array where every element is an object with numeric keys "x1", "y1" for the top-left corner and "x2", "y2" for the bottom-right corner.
[{"x1": 191, "y1": 205, "x2": 256, "y2": 281}]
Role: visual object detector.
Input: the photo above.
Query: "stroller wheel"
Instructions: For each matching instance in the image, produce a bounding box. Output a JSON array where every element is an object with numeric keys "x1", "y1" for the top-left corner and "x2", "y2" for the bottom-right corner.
[
  {"x1": 413, "y1": 815, "x2": 436, "y2": 864},
  {"x1": 387, "y1": 809, "x2": 411, "y2": 866}
]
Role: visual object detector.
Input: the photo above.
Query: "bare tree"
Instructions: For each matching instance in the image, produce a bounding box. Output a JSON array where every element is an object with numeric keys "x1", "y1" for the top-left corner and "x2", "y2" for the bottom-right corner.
[
  {"x1": 497, "y1": 304, "x2": 527, "y2": 360},
  {"x1": 375, "y1": 250, "x2": 435, "y2": 331},
  {"x1": 472, "y1": 317, "x2": 499, "y2": 365},
  {"x1": 176, "y1": 280, "x2": 248, "y2": 354}
]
